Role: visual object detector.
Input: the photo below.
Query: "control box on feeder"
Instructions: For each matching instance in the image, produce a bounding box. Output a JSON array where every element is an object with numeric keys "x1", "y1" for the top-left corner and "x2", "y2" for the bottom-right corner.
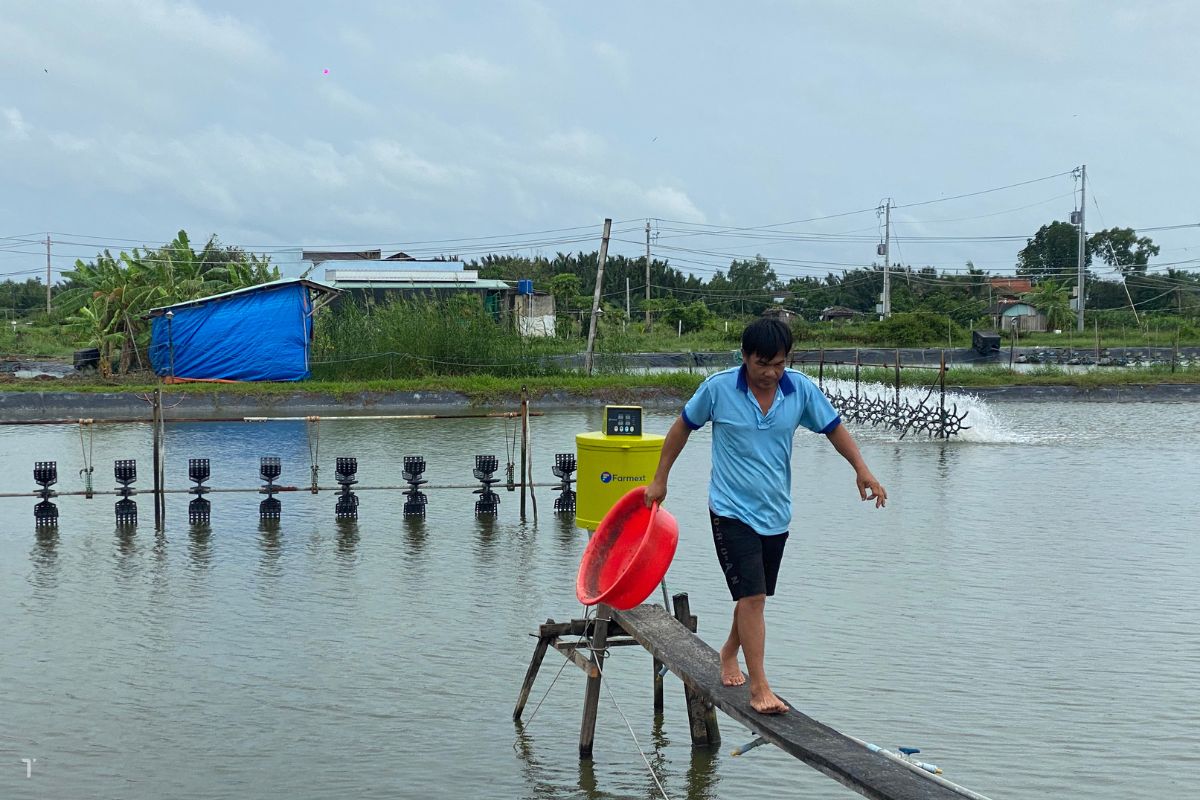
[{"x1": 575, "y1": 406, "x2": 664, "y2": 531}]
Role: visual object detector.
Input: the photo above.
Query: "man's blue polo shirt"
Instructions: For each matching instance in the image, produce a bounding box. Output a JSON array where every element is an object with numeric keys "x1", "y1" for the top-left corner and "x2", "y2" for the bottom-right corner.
[{"x1": 681, "y1": 365, "x2": 841, "y2": 535}]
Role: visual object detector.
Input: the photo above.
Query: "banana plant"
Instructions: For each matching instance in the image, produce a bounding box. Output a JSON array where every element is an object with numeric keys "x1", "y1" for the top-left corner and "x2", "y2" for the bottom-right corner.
[
  {"x1": 58, "y1": 230, "x2": 279, "y2": 374},
  {"x1": 66, "y1": 299, "x2": 125, "y2": 378}
]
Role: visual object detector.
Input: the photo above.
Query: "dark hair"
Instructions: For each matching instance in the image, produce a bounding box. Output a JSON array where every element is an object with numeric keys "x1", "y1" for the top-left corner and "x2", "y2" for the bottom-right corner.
[{"x1": 741, "y1": 317, "x2": 793, "y2": 359}]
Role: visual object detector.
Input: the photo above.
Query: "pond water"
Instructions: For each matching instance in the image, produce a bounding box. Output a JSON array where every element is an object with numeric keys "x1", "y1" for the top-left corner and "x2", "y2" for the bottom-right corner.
[{"x1": 1, "y1": 395, "x2": 1198, "y2": 799}]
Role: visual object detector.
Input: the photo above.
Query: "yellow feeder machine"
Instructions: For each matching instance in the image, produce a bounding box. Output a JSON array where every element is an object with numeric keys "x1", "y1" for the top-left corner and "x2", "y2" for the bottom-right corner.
[{"x1": 575, "y1": 405, "x2": 664, "y2": 531}]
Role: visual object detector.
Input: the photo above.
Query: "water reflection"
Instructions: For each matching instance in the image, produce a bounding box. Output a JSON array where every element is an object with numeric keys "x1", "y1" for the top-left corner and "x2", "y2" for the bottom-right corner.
[
  {"x1": 555, "y1": 514, "x2": 581, "y2": 550},
  {"x1": 935, "y1": 442, "x2": 957, "y2": 482},
  {"x1": 475, "y1": 516, "x2": 499, "y2": 561},
  {"x1": 30, "y1": 527, "x2": 60, "y2": 589},
  {"x1": 152, "y1": 529, "x2": 168, "y2": 561},
  {"x1": 513, "y1": 720, "x2": 721, "y2": 800},
  {"x1": 402, "y1": 516, "x2": 428, "y2": 555},
  {"x1": 576, "y1": 758, "x2": 605, "y2": 800},
  {"x1": 258, "y1": 519, "x2": 282, "y2": 575},
  {"x1": 682, "y1": 745, "x2": 721, "y2": 800},
  {"x1": 188, "y1": 522, "x2": 212, "y2": 568},
  {"x1": 335, "y1": 518, "x2": 360, "y2": 557},
  {"x1": 115, "y1": 524, "x2": 137, "y2": 556}
]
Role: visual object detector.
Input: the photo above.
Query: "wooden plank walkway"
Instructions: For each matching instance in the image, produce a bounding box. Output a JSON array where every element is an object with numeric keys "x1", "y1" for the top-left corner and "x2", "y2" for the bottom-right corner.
[{"x1": 612, "y1": 603, "x2": 969, "y2": 800}]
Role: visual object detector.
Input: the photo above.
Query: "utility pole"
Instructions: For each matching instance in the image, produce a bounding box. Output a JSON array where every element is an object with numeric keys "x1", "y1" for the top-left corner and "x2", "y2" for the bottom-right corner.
[
  {"x1": 45, "y1": 235, "x2": 52, "y2": 315},
  {"x1": 583, "y1": 218, "x2": 612, "y2": 376},
  {"x1": 625, "y1": 277, "x2": 630, "y2": 319},
  {"x1": 644, "y1": 220, "x2": 651, "y2": 329},
  {"x1": 877, "y1": 200, "x2": 892, "y2": 319},
  {"x1": 1075, "y1": 164, "x2": 1086, "y2": 332}
]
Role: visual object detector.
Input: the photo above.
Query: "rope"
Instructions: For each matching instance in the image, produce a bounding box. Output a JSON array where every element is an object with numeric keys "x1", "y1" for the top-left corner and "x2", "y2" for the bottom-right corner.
[
  {"x1": 516, "y1": 604, "x2": 671, "y2": 800},
  {"x1": 595, "y1": 653, "x2": 672, "y2": 800},
  {"x1": 518, "y1": 605, "x2": 594, "y2": 732},
  {"x1": 516, "y1": 649, "x2": 573, "y2": 732},
  {"x1": 77, "y1": 420, "x2": 94, "y2": 497}
]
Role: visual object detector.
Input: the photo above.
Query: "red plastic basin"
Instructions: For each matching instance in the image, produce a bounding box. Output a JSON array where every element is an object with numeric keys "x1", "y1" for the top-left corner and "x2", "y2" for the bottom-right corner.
[{"x1": 576, "y1": 486, "x2": 679, "y2": 610}]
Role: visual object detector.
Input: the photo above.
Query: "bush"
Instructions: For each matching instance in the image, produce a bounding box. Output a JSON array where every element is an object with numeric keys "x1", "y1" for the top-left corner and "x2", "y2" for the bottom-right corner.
[
  {"x1": 311, "y1": 295, "x2": 569, "y2": 379},
  {"x1": 868, "y1": 312, "x2": 962, "y2": 347}
]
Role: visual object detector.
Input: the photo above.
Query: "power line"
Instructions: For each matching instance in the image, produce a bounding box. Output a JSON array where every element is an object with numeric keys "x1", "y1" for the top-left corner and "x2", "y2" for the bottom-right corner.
[{"x1": 892, "y1": 169, "x2": 1077, "y2": 210}]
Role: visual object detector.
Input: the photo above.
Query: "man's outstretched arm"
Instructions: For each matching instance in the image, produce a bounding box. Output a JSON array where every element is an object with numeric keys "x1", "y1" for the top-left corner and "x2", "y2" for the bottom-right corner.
[
  {"x1": 644, "y1": 415, "x2": 693, "y2": 507},
  {"x1": 825, "y1": 422, "x2": 887, "y2": 508}
]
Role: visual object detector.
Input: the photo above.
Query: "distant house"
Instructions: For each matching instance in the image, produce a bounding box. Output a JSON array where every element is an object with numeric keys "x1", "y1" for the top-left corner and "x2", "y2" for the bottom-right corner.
[
  {"x1": 988, "y1": 301, "x2": 1047, "y2": 333},
  {"x1": 990, "y1": 276, "x2": 1032, "y2": 297},
  {"x1": 317, "y1": 256, "x2": 555, "y2": 336},
  {"x1": 761, "y1": 306, "x2": 799, "y2": 322},
  {"x1": 146, "y1": 278, "x2": 340, "y2": 382},
  {"x1": 819, "y1": 305, "x2": 862, "y2": 323}
]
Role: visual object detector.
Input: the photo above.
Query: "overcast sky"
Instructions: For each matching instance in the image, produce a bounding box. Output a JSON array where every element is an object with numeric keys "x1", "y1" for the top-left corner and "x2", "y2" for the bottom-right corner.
[{"x1": 2, "y1": 1, "x2": 1198, "y2": 282}]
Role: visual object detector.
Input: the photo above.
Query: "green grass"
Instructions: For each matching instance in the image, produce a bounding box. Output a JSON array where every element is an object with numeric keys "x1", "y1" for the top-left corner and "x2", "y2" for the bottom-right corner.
[
  {"x1": 0, "y1": 372, "x2": 707, "y2": 403},
  {"x1": 810, "y1": 363, "x2": 1200, "y2": 389},
  {"x1": 3, "y1": 364, "x2": 1198, "y2": 403},
  {"x1": 0, "y1": 322, "x2": 75, "y2": 358}
]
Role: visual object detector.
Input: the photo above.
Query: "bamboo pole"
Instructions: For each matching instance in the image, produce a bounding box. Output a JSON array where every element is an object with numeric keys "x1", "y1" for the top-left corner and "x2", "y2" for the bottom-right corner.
[{"x1": 520, "y1": 386, "x2": 528, "y2": 520}]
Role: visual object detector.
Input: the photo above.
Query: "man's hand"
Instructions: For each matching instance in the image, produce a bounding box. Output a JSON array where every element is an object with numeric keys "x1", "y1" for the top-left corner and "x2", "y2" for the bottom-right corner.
[
  {"x1": 857, "y1": 470, "x2": 887, "y2": 508},
  {"x1": 644, "y1": 478, "x2": 668, "y2": 507}
]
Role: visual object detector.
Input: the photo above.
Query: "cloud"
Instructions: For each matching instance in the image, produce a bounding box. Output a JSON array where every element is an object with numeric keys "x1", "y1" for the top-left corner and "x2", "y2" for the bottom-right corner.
[
  {"x1": 539, "y1": 129, "x2": 607, "y2": 160},
  {"x1": 418, "y1": 52, "x2": 509, "y2": 88},
  {"x1": 643, "y1": 186, "x2": 705, "y2": 223},
  {"x1": 592, "y1": 41, "x2": 631, "y2": 85},
  {"x1": 363, "y1": 139, "x2": 474, "y2": 189},
  {"x1": 49, "y1": 132, "x2": 94, "y2": 153},
  {"x1": 901, "y1": 1, "x2": 1075, "y2": 63},
  {"x1": 315, "y1": 81, "x2": 375, "y2": 118},
  {"x1": 129, "y1": 0, "x2": 275, "y2": 63},
  {"x1": 3, "y1": 108, "x2": 30, "y2": 140},
  {"x1": 511, "y1": 162, "x2": 705, "y2": 224}
]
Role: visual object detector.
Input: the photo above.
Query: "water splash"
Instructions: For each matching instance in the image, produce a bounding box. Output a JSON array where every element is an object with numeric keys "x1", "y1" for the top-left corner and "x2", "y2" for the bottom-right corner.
[{"x1": 818, "y1": 378, "x2": 1029, "y2": 444}]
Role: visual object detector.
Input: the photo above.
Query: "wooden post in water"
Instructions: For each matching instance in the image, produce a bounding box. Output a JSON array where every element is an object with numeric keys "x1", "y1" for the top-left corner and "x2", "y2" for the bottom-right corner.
[
  {"x1": 894, "y1": 349, "x2": 901, "y2": 414},
  {"x1": 520, "y1": 387, "x2": 528, "y2": 520},
  {"x1": 653, "y1": 656, "x2": 665, "y2": 712},
  {"x1": 818, "y1": 348, "x2": 824, "y2": 389},
  {"x1": 854, "y1": 349, "x2": 860, "y2": 398},
  {"x1": 513, "y1": 618, "x2": 554, "y2": 721},
  {"x1": 152, "y1": 387, "x2": 165, "y2": 529},
  {"x1": 579, "y1": 606, "x2": 611, "y2": 759},
  {"x1": 672, "y1": 593, "x2": 720, "y2": 746},
  {"x1": 939, "y1": 350, "x2": 947, "y2": 439}
]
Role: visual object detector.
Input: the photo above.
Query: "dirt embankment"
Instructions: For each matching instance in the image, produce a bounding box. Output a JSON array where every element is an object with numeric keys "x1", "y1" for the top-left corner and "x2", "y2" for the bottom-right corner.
[{"x1": 2, "y1": 382, "x2": 1199, "y2": 423}]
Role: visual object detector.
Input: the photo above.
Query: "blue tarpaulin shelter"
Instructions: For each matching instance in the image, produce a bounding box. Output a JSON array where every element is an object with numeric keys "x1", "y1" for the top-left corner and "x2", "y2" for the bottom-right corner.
[{"x1": 147, "y1": 279, "x2": 339, "y2": 382}]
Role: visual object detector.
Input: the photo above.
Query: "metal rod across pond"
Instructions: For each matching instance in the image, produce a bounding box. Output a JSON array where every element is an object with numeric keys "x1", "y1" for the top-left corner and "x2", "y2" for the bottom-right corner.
[
  {"x1": 0, "y1": 482, "x2": 569, "y2": 499},
  {"x1": 0, "y1": 412, "x2": 540, "y2": 426}
]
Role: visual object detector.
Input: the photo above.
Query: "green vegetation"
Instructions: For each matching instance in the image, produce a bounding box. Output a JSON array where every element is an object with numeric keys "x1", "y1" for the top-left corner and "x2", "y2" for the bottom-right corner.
[
  {"x1": 0, "y1": 312, "x2": 74, "y2": 357},
  {"x1": 311, "y1": 295, "x2": 572, "y2": 379},
  {"x1": 4, "y1": 364, "x2": 1198, "y2": 402},
  {"x1": 55, "y1": 231, "x2": 278, "y2": 376},
  {"x1": 2, "y1": 220, "x2": 1198, "y2": 391}
]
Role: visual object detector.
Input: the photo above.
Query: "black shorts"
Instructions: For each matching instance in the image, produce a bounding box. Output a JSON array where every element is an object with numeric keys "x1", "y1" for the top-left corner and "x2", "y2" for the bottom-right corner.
[{"x1": 709, "y1": 511, "x2": 789, "y2": 601}]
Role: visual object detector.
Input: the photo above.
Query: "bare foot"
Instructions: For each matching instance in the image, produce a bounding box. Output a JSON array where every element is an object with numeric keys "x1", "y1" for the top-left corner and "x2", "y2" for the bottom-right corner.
[
  {"x1": 719, "y1": 644, "x2": 745, "y2": 687},
  {"x1": 750, "y1": 686, "x2": 789, "y2": 715}
]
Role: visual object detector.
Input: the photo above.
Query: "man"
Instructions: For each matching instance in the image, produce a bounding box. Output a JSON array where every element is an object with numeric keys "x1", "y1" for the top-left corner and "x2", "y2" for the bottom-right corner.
[{"x1": 644, "y1": 317, "x2": 886, "y2": 715}]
